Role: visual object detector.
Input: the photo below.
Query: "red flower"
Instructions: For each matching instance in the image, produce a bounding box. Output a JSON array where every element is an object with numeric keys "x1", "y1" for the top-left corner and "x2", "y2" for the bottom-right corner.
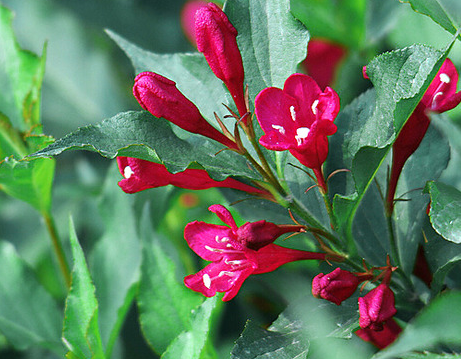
[
  {"x1": 195, "y1": 3, "x2": 247, "y2": 119},
  {"x1": 358, "y1": 284, "x2": 397, "y2": 331},
  {"x1": 133, "y1": 71, "x2": 237, "y2": 149},
  {"x1": 255, "y1": 73, "x2": 339, "y2": 171},
  {"x1": 302, "y1": 39, "x2": 346, "y2": 90},
  {"x1": 184, "y1": 205, "x2": 325, "y2": 301},
  {"x1": 356, "y1": 318, "x2": 402, "y2": 349},
  {"x1": 385, "y1": 58, "x2": 461, "y2": 213},
  {"x1": 117, "y1": 157, "x2": 268, "y2": 196},
  {"x1": 312, "y1": 268, "x2": 360, "y2": 305}
]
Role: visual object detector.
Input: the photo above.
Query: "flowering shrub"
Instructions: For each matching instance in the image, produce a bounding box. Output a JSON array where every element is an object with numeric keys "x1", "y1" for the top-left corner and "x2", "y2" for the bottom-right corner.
[{"x1": 2, "y1": 0, "x2": 461, "y2": 358}]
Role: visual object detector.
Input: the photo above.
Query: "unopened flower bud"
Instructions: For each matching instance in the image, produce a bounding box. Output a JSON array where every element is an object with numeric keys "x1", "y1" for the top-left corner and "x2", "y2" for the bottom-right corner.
[
  {"x1": 236, "y1": 221, "x2": 304, "y2": 250},
  {"x1": 133, "y1": 71, "x2": 236, "y2": 149},
  {"x1": 312, "y1": 268, "x2": 359, "y2": 305},
  {"x1": 195, "y1": 3, "x2": 247, "y2": 119},
  {"x1": 359, "y1": 284, "x2": 397, "y2": 331}
]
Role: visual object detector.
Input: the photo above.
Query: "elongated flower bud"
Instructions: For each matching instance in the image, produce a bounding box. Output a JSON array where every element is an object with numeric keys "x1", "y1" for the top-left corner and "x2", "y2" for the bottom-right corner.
[
  {"x1": 195, "y1": 3, "x2": 247, "y2": 119},
  {"x1": 359, "y1": 284, "x2": 397, "y2": 331},
  {"x1": 133, "y1": 71, "x2": 237, "y2": 149}
]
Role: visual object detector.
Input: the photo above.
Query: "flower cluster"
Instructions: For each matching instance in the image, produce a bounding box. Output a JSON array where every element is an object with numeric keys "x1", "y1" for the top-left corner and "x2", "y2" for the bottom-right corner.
[{"x1": 184, "y1": 205, "x2": 327, "y2": 301}]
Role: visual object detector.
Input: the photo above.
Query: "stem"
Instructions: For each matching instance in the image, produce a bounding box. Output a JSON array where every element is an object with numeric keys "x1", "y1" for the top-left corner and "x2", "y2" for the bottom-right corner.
[
  {"x1": 386, "y1": 213, "x2": 400, "y2": 269},
  {"x1": 313, "y1": 167, "x2": 338, "y2": 231},
  {"x1": 43, "y1": 211, "x2": 71, "y2": 288}
]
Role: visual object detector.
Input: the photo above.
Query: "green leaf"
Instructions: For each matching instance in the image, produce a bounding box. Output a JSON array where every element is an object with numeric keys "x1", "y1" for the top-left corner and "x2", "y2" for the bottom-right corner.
[
  {"x1": 63, "y1": 219, "x2": 104, "y2": 359},
  {"x1": 366, "y1": 0, "x2": 403, "y2": 44},
  {"x1": 426, "y1": 181, "x2": 461, "y2": 244},
  {"x1": 230, "y1": 320, "x2": 309, "y2": 359},
  {"x1": 401, "y1": 0, "x2": 461, "y2": 38},
  {"x1": 401, "y1": 353, "x2": 461, "y2": 359},
  {"x1": 0, "y1": 241, "x2": 63, "y2": 353},
  {"x1": 0, "y1": 113, "x2": 27, "y2": 158},
  {"x1": 0, "y1": 157, "x2": 55, "y2": 212},
  {"x1": 106, "y1": 30, "x2": 231, "y2": 120},
  {"x1": 89, "y1": 164, "x2": 142, "y2": 356},
  {"x1": 225, "y1": 0, "x2": 310, "y2": 100},
  {"x1": 31, "y1": 111, "x2": 259, "y2": 181},
  {"x1": 329, "y1": 44, "x2": 448, "y2": 245},
  {"x1": 161, "y1": 296, "x2": 219, "y2": 359},
  {"x1": 290, "y1": 0, "x2": 366, "y2": 48},
  {"x1": 372, "y1": 291, "x2": 461, "y2": 359},
  {"x1": 137, "y1": 214, "x2": 203, "y2": 354},
  {"x1": 0, "y1": 4, "x2": 45, "y2": 131}
]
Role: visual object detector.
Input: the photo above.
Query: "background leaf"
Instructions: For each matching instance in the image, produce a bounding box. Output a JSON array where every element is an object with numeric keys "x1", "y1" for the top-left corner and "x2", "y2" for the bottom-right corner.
[
  {"x1": 161, "y1": 296, "x2": 219, "y2": 359},
  {"x1": 89, "y1": 164, "x2": 142, "y2": 356},
  {"x1": 137, "y1": 209, "x2": 203, "y2": 355},
  {"x1": 0, "y1": 241, "x2": 63, "y2": 354},
  {"x1": 401, "y1": 0, "x2": 461, "y2": 38},
  {"x1": 0, "y1": 157, "x2": 55, "y2": 212},
  {"x1": 372, "y1": 291, "x2": 461, "y2": 359},
  {"x1": 62, "y1": 219, "x2": 104, "y2": 359}
]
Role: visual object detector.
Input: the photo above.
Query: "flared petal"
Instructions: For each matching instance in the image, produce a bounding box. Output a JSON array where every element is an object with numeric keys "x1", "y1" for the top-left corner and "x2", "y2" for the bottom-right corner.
[{"x1": 208, "y1": 204, "x2": 238, "y2": 232}]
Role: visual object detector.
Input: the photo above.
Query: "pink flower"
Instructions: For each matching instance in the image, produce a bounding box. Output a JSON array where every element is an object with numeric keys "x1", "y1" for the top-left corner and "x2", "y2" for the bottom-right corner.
[
  {"x1": 117, "y1": 157, "x2": 269, "y2": 196},
  {"x1": 356, "y1": 318, "x2": 402, "y2": 349},
  {"x1": 255, "y1": 73, "x2": 340, "y2": 170},
  {"x1": 195, "y1": 3, "x2": 247, "y2": 119},
  {"x1": 184, "y1": 204, "x2": 325, "y2": 301},
  {"x1": 358, "y1": 284, "x2": 397, "y2": 331},
  {"x1": 133, "y1": 71, "x2": 237, "y2": 150},
  {"x1": 180, "y1": 0, "x2": 209, "y2": 47},
  {"x1": 384, "y1": 59, "x2": 461, "y2": 214},
  {"x1": 302, "y1": 39, "x2": 346, "y2": 90},
  {"x1": 312, "y1": 268, "x2": 360, "y2": 305}
]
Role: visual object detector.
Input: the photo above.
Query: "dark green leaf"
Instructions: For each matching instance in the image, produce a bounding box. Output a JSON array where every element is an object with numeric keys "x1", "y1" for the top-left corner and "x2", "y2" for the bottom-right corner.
[
  {"x1": 137, "y1": 214, "x2": 203, "y2": 354},
  {"x1": 226, "y1": 0, "x2": 310, "y2": 100},
  {"x1": 426, "y1": 181, "x2": 461, "y2": 243},
  {"x1": 0, "y1": 4, "x2": 45, "y2": 131},
  {"x1": 372, "y1": 291, "x2": 461, "y2": 358},
  {"x1": 31, "y1": 111, "x2": 259, "y2": 181},
  {"x1": 0, "y1": 157, "x2": 55, "y2": 212},
  {"x1": 89, "y1": 164, "x2": 142, "y2": 356},
  {"x1": 366, "y1": 0, "x2": 403, "y2": 44},
  {"x1": 231, "y1": 320, "x2": 309, "y2": 359},
  {"x1": 161, "y1": 296, "x2": 219, "y2": 359},
  {"x1": 0, "y1": 241, "x2": 63, "y2": 353},
  {"x1": 401, "y1": 0, "x2": 461, "y2": 38},
  {"x1": 106, "y1": 30, "x2": 232, "y2": 120},
  {"x1": 401, "y1": 352, "x2": 461, "y2": 359},
  {"x1": 63, "y1": 219, "x2": 104, "y2": 359},
  {"x1": 422, "y1": 221, "x2": 461, "y2": 296}
]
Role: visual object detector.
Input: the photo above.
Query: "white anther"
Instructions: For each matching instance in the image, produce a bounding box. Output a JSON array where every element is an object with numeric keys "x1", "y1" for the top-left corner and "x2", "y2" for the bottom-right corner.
[
  {"x1": 295, "y1": 127, "x2": 310, "y2": 145},
  {"x1": 123, "y1": 166, "x2": 134, "y2": 179},
  {"x1": 215, "y1": 235, "x2": 229, "y2": 243},
  {"x1": 432, "y1": 91, "x2": 444, "y2": 107},
  {"x1": 440, "y1": 73, "x2": 451, "y2": 83},
  {"x1": 272, "y1": 124, "x2": 286, "y2": 135},
  {"x1": 290, "y1": 105, "x2": 297, "y2": 121},
  {"x1": 203, "y1": 273, "x2": 211, "y2": 289},
  {"x1": 311, "y1": 99, "x2": 319, "y2": 115},
  {"x1": 225, "y1": 259, "x2": 244, "y2": 266}
]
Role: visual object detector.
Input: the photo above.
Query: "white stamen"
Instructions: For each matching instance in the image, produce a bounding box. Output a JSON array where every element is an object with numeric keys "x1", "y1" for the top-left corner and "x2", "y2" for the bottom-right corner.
[
  {"x1": 215, "y1": 235, "x2": 229, "y2": 243},
  {"x1": 290, "y1": 105, "x2": 297, "y2": 121},
  {"x1": 311, "y1": 99, "x2": 319, "y2": 115},
  {"x1": 218, "y1": 271, "x2": 235, "y2": 277},
  {"x1": 123, "y1": 166, "x2": 134, "y2": 179},
  {"x1": 295, "y1": 127, "x2": 310, "y2": 145},
  {"x1": 205, "y1": 245, "x2": 240, "y2": 254},
  {"x1": 225, "y1": 259, "x2": 244, "y2": 266},
  {"x1": 440, "y1": 73, "x2": 451, "y2": 83},
  {"x1": 203, "y1": 273, "x2": 211, "y2": 289},
  {"x1": 432, "y1": 91, "x2": 444, "y2": 107},
  {"x1": 272, "y1": 124, "x2": 286, "y2": 135}
]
